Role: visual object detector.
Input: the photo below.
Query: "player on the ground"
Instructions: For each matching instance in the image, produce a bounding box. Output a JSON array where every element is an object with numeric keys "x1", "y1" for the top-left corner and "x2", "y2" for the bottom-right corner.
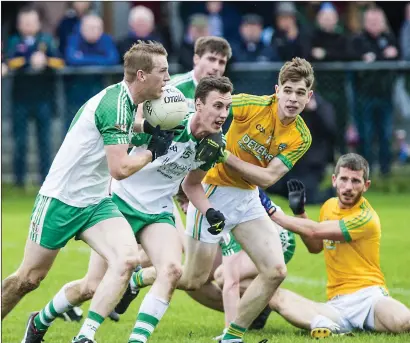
[
  {"x1": 268, "y1": 153, "x2": 410, "y2": 337},
  {"x1": 116, "y1": 57, "x2": 314, "y2": 343},
  {"x1": 3, "y1": 41, "x2": 175, "y2": 343}
]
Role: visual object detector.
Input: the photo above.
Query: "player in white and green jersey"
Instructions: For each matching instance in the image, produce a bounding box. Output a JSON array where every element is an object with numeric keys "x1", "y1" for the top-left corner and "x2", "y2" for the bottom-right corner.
[
  {"x1": 29, "y1": 76, "x2": 234, "y2": 343},
  {"x1": 169, "y1": 36, "x2": 232, "y2": 113},
  {"x1": 3, "y1": 42, "x2": 174, "y2": 343}
]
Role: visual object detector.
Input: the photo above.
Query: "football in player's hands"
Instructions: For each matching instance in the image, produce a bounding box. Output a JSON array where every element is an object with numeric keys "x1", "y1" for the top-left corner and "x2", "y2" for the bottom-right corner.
[{"x1": 287, "y1": 179, "x2": 306, "y2": 215}]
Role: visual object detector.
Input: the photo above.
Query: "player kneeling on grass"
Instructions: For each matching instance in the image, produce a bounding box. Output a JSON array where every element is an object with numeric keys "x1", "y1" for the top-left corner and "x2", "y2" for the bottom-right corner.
[{"x1": 267, "y1": 153, "x2": 410, "y2": 338}]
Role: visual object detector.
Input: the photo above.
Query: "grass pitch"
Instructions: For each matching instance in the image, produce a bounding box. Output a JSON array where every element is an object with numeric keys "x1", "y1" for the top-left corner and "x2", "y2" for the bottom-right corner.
[{"x1": 2, "y1": 186, "x2": 409, "y2": 343}]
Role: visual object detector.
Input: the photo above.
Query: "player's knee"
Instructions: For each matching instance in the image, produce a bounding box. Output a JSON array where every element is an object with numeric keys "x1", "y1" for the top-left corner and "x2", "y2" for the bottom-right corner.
[
  {"x1": 158, "y1": 262, "x2": 182, "y2": 286},
  {"x1": 15, "y1": 269, "x2": 46, "y2": 294},
  {"x1": 397, "y1": 314, "x2": 410, "y2": 333},
  {"x1": 183, "y1": 274, "x2": 208, "y2": 291},
  {"x1": 261, "y1": 263, "x2": 287, "y2": 284},
  {"x1": 268, "y1": 288, "x2": 284, "y2": 312},
  {"x1": 213, "y1": 267, "x2": 224, "y2": 288},
  {"x1": 79, "y1": 279, "x2": 99, "y2": 301},
  {"x1": 115, "y1": 249, "x2": 139, "y2": 278}
]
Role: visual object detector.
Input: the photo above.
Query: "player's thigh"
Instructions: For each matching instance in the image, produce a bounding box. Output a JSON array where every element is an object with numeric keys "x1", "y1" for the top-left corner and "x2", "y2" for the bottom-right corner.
[
  {"x1": 233, "y1": 216, "x2": 285, "y2": 275},
  {"x1": 236, "y1": 251, "x2": 258, "y2": 281},
  {"x1": 373, "y1": 296, "x2": 410, "y2": 332},
  {"x1": 139, "y1": 222, "x2": 183, "y2": 270},
  {"x1": 80, "y1": 216, "x2": 138, "y2": 265},
  {"x1": 183, "y1": 235, "x2": 219, "y2": 281},
  {"x1": 172, "y1": 200, "x2": 186, "y2": 249},
  {"x1": 16, "y1": 238, "x2": 59, "y2": 280},
  {"x1": 138, "y1": 245, "x2": 153, "y2": 268}
]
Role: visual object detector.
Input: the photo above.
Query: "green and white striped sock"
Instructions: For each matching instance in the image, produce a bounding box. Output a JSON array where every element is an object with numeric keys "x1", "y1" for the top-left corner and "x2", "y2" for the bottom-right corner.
[
  {"x1": 130, "y1": 268, "x2": 145, "y2": 291},
  {"x1": 34, "y1": 286, "x2": 74, "y2": 331},
  {"x1": 77, "y1": 311, "x2": 104, "y2": 341},
  {"x1": 129, "y1": 293, "x2": 169, "y2": 343}
]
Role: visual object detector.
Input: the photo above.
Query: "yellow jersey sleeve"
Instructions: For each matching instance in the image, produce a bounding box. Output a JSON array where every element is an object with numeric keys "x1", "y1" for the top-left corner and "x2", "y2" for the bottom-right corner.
[
  {"x1": 230, "y1": 93, "x2": 274, "y2": 122},
  {"x1": 339, "y1": 207, "x2": 377, "y2": 242},
  {"x1": 277, "y1": 117, "x2": 312, "y2": 170}
]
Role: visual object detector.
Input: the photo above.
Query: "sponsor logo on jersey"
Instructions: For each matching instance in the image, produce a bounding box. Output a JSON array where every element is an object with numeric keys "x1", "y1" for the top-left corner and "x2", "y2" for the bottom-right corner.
[
  {"x1": 256, "y1": 124, "x2": 266, "y2": 134},
  {"x1": 278, "y1": 143, "x2": 287, "y2": 152},
  {"x1": 115, "y1": 123, "x2": 128, "y2": 132},
  {"x1": 238, "y1": 134, "x2": 274, "y2": 162}
]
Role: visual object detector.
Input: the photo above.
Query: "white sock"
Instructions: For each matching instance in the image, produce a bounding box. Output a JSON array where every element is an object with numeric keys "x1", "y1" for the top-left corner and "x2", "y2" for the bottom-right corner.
[
  {"x1": 311, "y1": 314, "x2": 341, "y2": 332},
  {"x1": 77, "y1": 311, "x2": 104, "y2": 341}
]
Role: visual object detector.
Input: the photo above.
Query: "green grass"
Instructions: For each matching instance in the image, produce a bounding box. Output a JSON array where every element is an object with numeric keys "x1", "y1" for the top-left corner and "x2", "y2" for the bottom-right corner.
[{"x1": 2, "y1": 186, "x2": 410, "y2": 343}]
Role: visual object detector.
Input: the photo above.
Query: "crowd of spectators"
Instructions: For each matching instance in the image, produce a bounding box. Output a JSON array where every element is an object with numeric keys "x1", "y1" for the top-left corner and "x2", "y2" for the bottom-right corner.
[{"x1": 1, "y1": 1, "x2": 410, "y2": 188}]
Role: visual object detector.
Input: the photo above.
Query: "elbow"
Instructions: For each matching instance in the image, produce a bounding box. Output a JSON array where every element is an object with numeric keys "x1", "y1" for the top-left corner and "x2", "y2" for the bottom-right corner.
[
  {"x1": 109, "y1": 167, "x2": 128, "y2": 181},
  {"x1": 307, "y1": 245, "x2": 322, "y2": 254},
  {"x1": 181, "y1": 179, "x2": 192, "y2": 195}
]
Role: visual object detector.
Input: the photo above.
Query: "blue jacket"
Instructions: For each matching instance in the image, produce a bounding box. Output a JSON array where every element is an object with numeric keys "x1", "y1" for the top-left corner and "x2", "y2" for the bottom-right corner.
[{"x1": 65, "y1": 32, "x2": 120, "y2": 66}]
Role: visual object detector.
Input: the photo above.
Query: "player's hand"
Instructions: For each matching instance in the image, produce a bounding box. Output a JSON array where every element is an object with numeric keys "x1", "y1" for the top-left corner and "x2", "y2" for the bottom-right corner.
[
  {"x1": 206, "y1": 208, "x2": 226, "y2": 235},
  {"x1": 147, "y1": 125, "x2": 174, "y2": 161},
  {"x1": 196, "y1": 131, "x2": 224, "y2": 162},
  {"x1": 287, "y1": 179, "x2": 306, "y2": 215},
  {"x1": 217, "y1": 149, "x2": 230, "y2": 163}
]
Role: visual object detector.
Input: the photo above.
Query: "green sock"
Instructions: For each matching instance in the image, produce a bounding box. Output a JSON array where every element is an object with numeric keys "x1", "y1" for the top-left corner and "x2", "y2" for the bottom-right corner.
[{"x1": 222, "y1": 322, "x2": 247, "y2": 342}]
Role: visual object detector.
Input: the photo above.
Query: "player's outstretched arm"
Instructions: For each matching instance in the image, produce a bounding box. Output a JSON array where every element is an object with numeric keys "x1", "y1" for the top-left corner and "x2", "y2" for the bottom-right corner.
[
  {"x1": 105, "y1": 144, "x2": 152, "y2": 180},
  {"x1": 271, "y1": 210, "x2": 345, "y2": 242},
  {"x1": 222, "y1": 153, "x2": 290, "y2": 189}
]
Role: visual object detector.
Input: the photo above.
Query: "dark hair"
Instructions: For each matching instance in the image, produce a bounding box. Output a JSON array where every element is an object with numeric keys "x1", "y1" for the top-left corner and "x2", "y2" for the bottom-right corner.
[
  {"x1": 194, "y1": 36, "x2": 232, "y2": 60},
  {"x1": 124, "y1": 40, "x2": 168, "y2": 82},
  {"x1": 335, "y1": 153, "x2": 370, "y2": 181},
  {"x1": 279, "y1": 57, "x2": 314, "y2": 90},
  {"x1": 195, "y1": 76, "x2": 233, "y2": 104}
]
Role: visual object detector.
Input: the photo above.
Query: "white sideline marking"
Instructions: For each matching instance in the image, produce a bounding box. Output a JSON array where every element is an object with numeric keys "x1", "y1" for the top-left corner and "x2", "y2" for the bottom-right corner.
[{"x1": 286, "y1": 275, "x2": 410, "y2": 296}]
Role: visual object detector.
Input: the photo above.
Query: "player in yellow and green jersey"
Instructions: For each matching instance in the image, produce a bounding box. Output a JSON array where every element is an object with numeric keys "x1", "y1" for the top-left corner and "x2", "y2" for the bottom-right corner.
[{"x1": 269, "y1": 153, "x2": 410, "y2": 337}]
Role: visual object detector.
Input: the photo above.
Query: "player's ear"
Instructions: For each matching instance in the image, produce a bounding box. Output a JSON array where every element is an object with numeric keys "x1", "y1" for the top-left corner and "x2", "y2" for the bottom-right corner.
[
  {"x1": 363, "y1": 179, "x2": 371, "y2": 192},
  {"x1": 331, "y1": 174, "x2": 337, "y2": 188},
  {"x1": 274, "y1": 84, "x2": 279, "y2": 94},
  {"x1": 193, "y1": 54, "x2": 200, "y2": 66},
  {"x1": 137, "y1": 69, "x2": 146, "y2": 82}
]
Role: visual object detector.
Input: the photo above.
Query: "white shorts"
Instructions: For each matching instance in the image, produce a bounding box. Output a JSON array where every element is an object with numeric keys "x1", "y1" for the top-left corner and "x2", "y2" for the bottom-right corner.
[
  {"x1": 185, "y1": 184, "x2": 267, "y2": 244},
  {"x1": 327, "y1": 286, "x2": 389, "y2": 331}
]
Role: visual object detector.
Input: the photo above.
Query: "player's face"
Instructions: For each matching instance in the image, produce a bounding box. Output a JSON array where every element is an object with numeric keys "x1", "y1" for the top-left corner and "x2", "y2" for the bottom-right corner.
[
  {"x1": 275, "y1": 80, "x2": 313, "y2": 122},
  {"x1": 142, "y1": 55, "x2": 170, "y2": 99},
  {"x1": 332, "y1": 167, "x2": 371, "y2": 208},
  {"x1": 194, "y1": 52, "x2": 228, "y2": 79},
  {"x1": 196, "y1": 91, "x2": 232, "y2": 133}
]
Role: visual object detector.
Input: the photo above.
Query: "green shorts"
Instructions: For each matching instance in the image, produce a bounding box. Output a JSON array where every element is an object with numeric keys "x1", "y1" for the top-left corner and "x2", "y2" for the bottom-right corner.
[
  {"x1": 112, "y1": 194, "x2": 175, "y2": 242},
  {"x1": 219, "y1": 229, "x2": 296, "y2": 264},
  {"x1": 29, "y1": 194, "x2": 124, "y2": 250}
]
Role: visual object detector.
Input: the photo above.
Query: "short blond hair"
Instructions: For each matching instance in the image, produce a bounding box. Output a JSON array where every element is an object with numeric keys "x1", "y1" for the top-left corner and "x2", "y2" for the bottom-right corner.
[
  {"x1": 123, "y1": 41, "x2": 168, "y2": 82},
  {"x1": 279, "y1": 57, "x2": 314, "y2": 89}
]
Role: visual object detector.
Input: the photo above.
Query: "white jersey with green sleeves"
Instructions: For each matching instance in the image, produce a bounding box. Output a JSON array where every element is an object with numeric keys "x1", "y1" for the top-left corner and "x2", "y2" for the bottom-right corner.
[
  {"x1": 169, "y1": 70, "x2": 197, "y2": 112},
  {"x1": 39, "y1": 81, "x2": 136, "y2": 207},
  {"x1": 111, "y1": 113, "x2": 224, "y2": 215}
]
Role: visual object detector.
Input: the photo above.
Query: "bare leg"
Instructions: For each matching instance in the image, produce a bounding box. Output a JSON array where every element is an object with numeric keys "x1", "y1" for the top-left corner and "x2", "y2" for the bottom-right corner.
[
  {"x1": 80, "y1": 217, "x2": 139, "y2": 318},
  {"x1": 232, "y1": 218, "x2": 287, "y2": 328},
  {"x1": 1, "y1": 239, "x2": 59, "y2": 319},
  {"x1": 374, "y1": 297, "x2": 410, "y2": 333}
]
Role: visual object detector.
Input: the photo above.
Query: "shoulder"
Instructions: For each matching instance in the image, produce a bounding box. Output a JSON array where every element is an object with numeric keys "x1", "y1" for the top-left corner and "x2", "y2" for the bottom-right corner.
[
  {"x1": 169, "y1": 72, "x2": 193, "y2": 86},
  {"x1": 232, "y1": 93, "x2": 274, "y2": 107},
  {"x1": 320, "y1": 197, "x2": 337, "y2": 213},
  {"x1": 294, "y1": 116, "x2": 312, "y2": 141}
]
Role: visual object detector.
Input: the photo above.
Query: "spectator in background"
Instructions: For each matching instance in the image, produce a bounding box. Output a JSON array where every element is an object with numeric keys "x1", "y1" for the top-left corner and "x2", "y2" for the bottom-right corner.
[
  {"x1": 117, "y1": 5, "x2": 163, "y2": 61},
  {"x1": 56, "y1": 1, "x2": 91, "y2": 55},
  {"x1": 310, "y1": 2, "x2": 350, "y2": 155},
  {"x1": 270, "y1": 2, "x2": 310, "y2": 61},
  {"x1": 310, "y1": 2, "x2": 348, "y2": 61},
  {"x1": 351, "y1": 6, "x2": 399, "y2": 175},
  {"x1": 400, "y1": 3, "x2": 410, "y2": 60},
  {"x1": 231, "y1": 14, "x2": 279, "y2": 63},
  {"x1": 268, "y1": 93, "x2": 337, "y2": 204},
  {"x1": 179, "y1": 1, "x2": 241, "y2": 43},
  {"x1": 6, "y1": 6, "x2": 64, "y2": 187},
  {"x1": 64, "y1": 14, "x2": 119, "y2": 132},
  {"x1": 179, "y1": 14, "x2": 209, "y2": 72}
]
